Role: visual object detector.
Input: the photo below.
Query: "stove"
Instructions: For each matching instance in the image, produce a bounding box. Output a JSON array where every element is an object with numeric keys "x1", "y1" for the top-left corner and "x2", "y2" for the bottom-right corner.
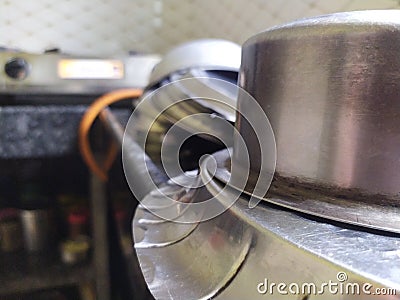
[{"x1": 0, "y1": 50, "x2": 160, "y2": 102}]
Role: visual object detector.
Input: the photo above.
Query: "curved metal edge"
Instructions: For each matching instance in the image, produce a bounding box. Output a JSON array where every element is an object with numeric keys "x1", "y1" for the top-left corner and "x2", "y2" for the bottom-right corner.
[
  {"x1": 132, "y1": 169, "x2": 400, "y2": 300},
  {"x1": 209, "y1": 148, "x2": 400, "y2": 234},
  {"x1": 148, "y1": 39, "x2": 241, "y2": 86},
  {"x1": 243, "y1": 10, "x2": 400, "y2": 48},
  {"x1": 202, "y1": 163, "x2": 400, "y2": 293},
  {"x1": 132, "y1": 186, "x2": 253, "y2": 299}
]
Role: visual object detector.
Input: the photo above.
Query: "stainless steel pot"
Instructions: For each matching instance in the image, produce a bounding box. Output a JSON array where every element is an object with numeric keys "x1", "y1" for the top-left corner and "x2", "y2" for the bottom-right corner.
[
  {"x1": 236, "y1": 10, "x2": 400, "y2": 200},
  {"x1": 116, "y1": 12, "x2": 400, "y2": 231}
]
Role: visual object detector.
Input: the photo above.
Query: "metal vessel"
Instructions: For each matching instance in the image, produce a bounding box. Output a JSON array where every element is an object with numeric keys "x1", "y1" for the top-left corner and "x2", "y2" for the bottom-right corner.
[
  {"x1": 237, "y1": 9, "x2": 400, "y2": 199},
  {"x1": 129, "y1": 39, "x2": 241, "y2": 169},
  {"x1": 215, "y1": 10, "x2": 400, "y2": 233}
]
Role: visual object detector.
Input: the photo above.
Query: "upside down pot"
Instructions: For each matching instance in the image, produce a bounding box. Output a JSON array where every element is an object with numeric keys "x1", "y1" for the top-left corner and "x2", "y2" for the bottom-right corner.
[{"x1": 229, "y1": 10, "x2": 400, "y2": 229}]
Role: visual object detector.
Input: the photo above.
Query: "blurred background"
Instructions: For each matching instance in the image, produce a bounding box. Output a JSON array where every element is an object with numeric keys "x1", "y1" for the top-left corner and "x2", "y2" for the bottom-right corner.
[{"x1": 2, "y1": 0, "x2": 400, "y2": 55}]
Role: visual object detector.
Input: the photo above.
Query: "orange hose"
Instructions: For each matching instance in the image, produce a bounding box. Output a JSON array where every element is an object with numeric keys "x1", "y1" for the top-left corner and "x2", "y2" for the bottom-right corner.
[{"x1": 79, "y1": 89, "x2": 143, "y2": 182}]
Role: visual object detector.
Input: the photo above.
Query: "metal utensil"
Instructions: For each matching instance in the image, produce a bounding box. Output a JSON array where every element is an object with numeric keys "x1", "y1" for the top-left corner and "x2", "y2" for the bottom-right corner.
[{"x1": 226, "y1": 10, "x2": 400, "y2": 233}]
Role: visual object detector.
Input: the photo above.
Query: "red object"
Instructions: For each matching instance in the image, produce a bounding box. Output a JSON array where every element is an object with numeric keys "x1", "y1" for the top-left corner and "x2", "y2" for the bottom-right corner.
[
  {"x1": 68, "y1": 211, "x2": 88, "y2": 225},
  {"x1": 67, "y1": 210, "x2": 89, "y2": 239}
]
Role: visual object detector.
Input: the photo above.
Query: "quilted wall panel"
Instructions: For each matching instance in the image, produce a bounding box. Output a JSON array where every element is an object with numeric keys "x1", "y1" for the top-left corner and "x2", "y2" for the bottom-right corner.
[{"x1": 1, "y1": 0, "x2": 400, "y2": 56}]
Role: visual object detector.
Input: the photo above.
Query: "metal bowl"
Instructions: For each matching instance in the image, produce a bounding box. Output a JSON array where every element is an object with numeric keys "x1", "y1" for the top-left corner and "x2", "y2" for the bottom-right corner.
[
  {"x1": 131, "y1": 39, "x2": 240, "y2": 170},
  {"x1": 236, "y1": 10, "x2": 400, "y2": 199},
  {"x1": 148, "y1": 39, "x2": 241, "y2": 87}
]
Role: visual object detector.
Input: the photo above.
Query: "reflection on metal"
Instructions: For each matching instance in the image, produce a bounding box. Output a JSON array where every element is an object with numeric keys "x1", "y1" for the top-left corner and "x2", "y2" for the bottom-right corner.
[
  {"x1": 130, "y1": 71, "x2": 238, "y2": 170},
  {"x1": 134, "y1": 172, "x2": 400, "y2": 299},
  {"x1": 237, "y1": 10, "x2": 400, "y2": 205},
  {"x1": 209, "y1": 149, "x2": 400, "y2": 234},
  {"x1": 134, "y1": 206, "x2": 200, "y2": 249},
  {"x1": 130, "y1": 39, "x2": 240, "y2": 170},
  {"x1": 133, "y1": 178, "x2": 253, "y2": 299}
]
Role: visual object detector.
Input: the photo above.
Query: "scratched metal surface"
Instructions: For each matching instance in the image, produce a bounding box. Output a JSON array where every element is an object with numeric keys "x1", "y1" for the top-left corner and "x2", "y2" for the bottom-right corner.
[{"x1": 133, "y1": 171, "x2": 400, "y2": 299}]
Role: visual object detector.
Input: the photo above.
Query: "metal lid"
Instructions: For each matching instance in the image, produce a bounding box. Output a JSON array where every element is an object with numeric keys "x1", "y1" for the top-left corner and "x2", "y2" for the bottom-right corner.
[{"x1": 148, "y1": 39, "x2": 241, "y2": 87}]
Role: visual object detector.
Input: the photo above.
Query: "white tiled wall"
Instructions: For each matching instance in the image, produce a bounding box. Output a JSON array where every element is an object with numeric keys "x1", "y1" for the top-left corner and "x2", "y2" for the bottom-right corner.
[{"x1": 1, "y1": 0, "x2": 400, "y2": 56}]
